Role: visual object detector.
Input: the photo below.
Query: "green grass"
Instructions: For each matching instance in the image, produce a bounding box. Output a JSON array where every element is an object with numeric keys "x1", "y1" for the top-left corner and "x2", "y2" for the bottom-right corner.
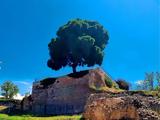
[
  {"x1": 0, "y1": 114, "x2": 82, "y2": 120},
  {"x1": 142, "y1": 90, "x2": 160, "y2": 98},
  {"x1": 130, "y1": 90, "x2": 160, "y2": 98},
  {"x1": 0, "y1": 98, "x2": 19, "y2": 102},
  {"x1": 0, "y1": 98, "x2": 10, "y2": 102}
]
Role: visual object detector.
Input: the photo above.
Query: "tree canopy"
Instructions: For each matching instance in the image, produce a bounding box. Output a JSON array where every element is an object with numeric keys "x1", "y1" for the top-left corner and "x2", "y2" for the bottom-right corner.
[
  {"x1": 47, "y1": 19, "x2": 109, "y2": 73},
  {"x1": 1, "y1": 81, "x2": 19, "y2": 99}
]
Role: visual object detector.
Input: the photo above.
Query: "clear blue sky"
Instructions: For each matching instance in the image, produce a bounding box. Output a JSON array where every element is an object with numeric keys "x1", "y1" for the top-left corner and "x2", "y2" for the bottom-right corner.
[{"x1": 0, "y1": 0, "x2": 159, "y2": 94}]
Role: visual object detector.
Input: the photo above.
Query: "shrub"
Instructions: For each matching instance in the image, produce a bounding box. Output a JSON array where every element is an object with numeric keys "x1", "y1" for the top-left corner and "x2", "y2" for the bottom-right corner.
[
  {"x1": 112, "y1": 82, "x2": 119, "y2": 89},
  {"x1": 116, "y1": 79, "x2": 129, "y2": 90},
  {"x1": 154, "y1": 86, "x2": 160, "y2": 91},
  {"x1": 104, "y1": 77, "x2": 113, "y2": 88},
  {"x1": 40, "y1": 78, "x2": 57, "y2": 88}
]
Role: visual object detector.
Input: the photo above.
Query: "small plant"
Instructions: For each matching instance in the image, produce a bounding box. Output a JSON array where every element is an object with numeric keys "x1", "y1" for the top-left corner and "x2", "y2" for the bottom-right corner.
[
  {"x1": 154, "y1": 86, "x2": 160, "y2": 91},
  {"x1": 112, "y1": 82, "x2": 119, "y2": 89},
  {"x1": 116, "y1": 79, "x2": 129, "y2": 90},
  {"x1": 104, "y1": 77, "x2": 113, "y2": 88}
]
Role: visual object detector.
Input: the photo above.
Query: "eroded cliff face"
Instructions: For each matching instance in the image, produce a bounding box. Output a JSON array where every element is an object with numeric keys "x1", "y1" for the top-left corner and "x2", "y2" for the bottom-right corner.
[
  {"x1": 83, "y1": 93, "x2": 160, "y2": 120},
  {"x1": 24, "y1": 68, "x2": 109, "y2": 115}
]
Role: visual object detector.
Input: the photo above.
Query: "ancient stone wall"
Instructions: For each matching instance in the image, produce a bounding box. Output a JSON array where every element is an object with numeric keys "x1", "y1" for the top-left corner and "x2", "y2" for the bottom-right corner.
[{"x1": 26, "y1": 68, "x2": 107, "y2": 115}]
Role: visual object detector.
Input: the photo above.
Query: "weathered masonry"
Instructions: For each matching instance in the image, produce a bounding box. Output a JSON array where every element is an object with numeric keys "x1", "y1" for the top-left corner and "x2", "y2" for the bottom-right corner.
[{"x1": 22, "y1": 68, "x2": 112, "y2": 115}]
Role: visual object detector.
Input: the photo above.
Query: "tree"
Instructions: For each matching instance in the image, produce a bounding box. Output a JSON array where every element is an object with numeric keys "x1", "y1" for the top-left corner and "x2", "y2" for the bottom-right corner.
[
  {"x1": 1, "y1": 81, "x2": 19, "y2": 99},
  {"x1": 155, "y1": 72, "x2": 160, "y2": 91},
  {"x1": 136, "y1": 72, "x2": 159, "y2": 91},
  {"x1": 156, "y1": 72, "x2": 160, "y2": 87},
  {"x1": 47, "y1": 19, "x2": 109, "y2": 73},
  {"x1": 145, "y1": 72, "x2": 154, "y2": 90}
]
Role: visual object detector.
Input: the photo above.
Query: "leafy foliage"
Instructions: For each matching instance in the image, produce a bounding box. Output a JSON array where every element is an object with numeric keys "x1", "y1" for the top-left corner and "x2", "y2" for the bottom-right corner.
[
  {"x1": 154, "y1": 86, "x2": 160, "y2": 91},
  {"x1": 156, "y1": 72, "x2": 160, "y2": 87},
  {"x1": 136, "y1": 72, "x2": 160, "y2": 91},
  {"x1": 116, "y1": 79, "x2": 130, "y2": 90},
  {"x1": 145, "y1": 72, "x2": 154, "y2": 90},
  {"x1": 0, "y1": 81, "x2": 19, "y2": 99},
  {"x1": 112, "y1": 82, "x2": 119, "y2": 89},
  {"x1": 68, "y1": 70, "x2": 89, "y2": 78},
  {"x1": 47, "y1": 19, "x2": 109, "y2": 72},
  {"x1": 104, "y1": 77, "x2": 113, "y2": 88}
]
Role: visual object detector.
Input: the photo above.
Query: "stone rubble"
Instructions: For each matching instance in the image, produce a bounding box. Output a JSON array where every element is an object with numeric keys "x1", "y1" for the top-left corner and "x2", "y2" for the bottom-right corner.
[{"x1": 83, "y1": 93, "x2": 160, "y2": 120}]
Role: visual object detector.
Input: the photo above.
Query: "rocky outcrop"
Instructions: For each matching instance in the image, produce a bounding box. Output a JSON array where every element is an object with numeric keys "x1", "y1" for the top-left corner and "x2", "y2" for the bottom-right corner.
[
  {"x1": 83, "y1": 93, "x2": 160, "y2": 120},
  {"x1": 83, "y1": 97, "x2": 139, "y2": 120},
  {"x1": 23, "y1": 68, "x2": 112, "y2": 115}
]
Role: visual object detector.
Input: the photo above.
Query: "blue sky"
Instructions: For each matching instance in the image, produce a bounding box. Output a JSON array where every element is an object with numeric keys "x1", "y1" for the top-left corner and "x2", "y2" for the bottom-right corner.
[{"x1": 0, "y1": 0, "x2": 159, "y2": 94}]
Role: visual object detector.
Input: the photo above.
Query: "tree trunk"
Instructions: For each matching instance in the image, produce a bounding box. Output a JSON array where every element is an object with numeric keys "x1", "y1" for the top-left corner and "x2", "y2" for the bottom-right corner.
[{"x1": 72, "y1": 64, "x2": 77, "y2": 73}]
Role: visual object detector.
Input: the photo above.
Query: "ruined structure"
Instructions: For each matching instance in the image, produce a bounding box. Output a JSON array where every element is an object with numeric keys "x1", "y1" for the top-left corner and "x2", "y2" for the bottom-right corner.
[
  {"x1": 21, "y1": 68, "x2": 160, "y2": 119},
  {"x1": 83, "y1": 93, "x2": 160, "y2": 120},
  {"x1": 22, "y1": 68, "x2": 111, "y2": 115}
]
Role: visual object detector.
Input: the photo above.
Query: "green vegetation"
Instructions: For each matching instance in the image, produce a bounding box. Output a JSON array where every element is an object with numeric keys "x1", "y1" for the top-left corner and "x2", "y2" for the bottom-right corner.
[
  {"x1": 89, "y1": 85, "x2": 106, "y2": 92},
  {"x1": 112, "y1": 82, "x2": 119, "y2": 89},
  {"x1": 136, "y1": 72, "x2": 160, "y2": 91},
  {"x1": 47, "y1": 19, "x2": 109, "y2": 73},
  {"x1": 89, "y1": 76, "x2": 122, "y2": 93},
  {"x1": 104, "y1": 77, "x2": 113, "y2": 88},
  {"x1": 68, "y1": 70, "x2": 89, "y2": 78},
  {"x1": 135, "y1": 72, "x2": 160, "y2": 98},
  {"x1": 0, "y1": 98, "x2": 15, "y2": 102},
  {"x1": 142, "y1": 90, "x2": 160, "y2": 98},
  {"x1": 130, "y1": 90, "x2": 160, "y2": 98},
  {"x1": 0, "y1": 81, "x2": 19, "y2": 99},
  {"x1": 0, "y1": 114, "x2": 81, "y2": 120},
  {"x1": 40, "y1": 78, "x2": 57, "y2": 89},
  {"x1": 116, "y1": 79, "x2": 130, "y2": 90}
]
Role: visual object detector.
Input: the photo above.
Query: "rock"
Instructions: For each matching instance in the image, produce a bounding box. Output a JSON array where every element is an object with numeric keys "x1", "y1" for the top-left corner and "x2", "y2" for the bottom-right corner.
[
  {"x1": 82, "y1": 93, "x2": 160, "y2": 120},
  {"x1": 83, "y1": 94, "x2": 139, "y2": 120}
]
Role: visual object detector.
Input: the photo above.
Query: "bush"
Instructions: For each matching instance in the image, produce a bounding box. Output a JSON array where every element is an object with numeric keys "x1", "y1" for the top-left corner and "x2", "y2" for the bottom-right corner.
[
  {"x1": 154, "y1": 86, "x2": 160, "y2": 91},
  {"x1": 116, "y1": 79, "x2": 129, "y2": 90},
  {"x1": 104, "y1": 77, "x2": 113, "y2": 88},
  {"x1": 112, "y1": 82, "x2": 119, "y2": 89}
]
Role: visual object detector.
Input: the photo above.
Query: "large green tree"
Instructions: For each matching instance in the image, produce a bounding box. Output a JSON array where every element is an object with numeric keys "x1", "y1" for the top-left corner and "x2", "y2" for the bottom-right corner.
[
  {"x1": 47, "y1": 19, "x2": 109, "y2": 73},
  {"x1": 1, "y1": 81, "x2": 19, "y2": 99}
]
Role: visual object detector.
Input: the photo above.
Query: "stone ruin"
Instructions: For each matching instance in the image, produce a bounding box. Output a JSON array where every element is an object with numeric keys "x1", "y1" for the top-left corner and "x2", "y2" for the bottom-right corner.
[
  {"x1": 21, "y1": 68, "x2": 160, "y2": 119},
  {"x1": 22, "y1": 68, "x2": 110, "y2": 115},
  {"x1": 83, "y1": 93, "x2": 160, "y2": 120}
]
